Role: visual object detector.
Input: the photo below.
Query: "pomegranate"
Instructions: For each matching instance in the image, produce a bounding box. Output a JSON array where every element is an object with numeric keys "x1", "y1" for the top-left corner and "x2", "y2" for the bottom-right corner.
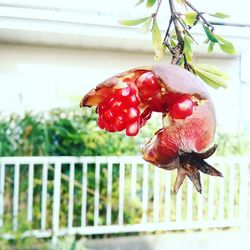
[{"x1": 80, "y1": 64, "x2": 222, "y2": 193}]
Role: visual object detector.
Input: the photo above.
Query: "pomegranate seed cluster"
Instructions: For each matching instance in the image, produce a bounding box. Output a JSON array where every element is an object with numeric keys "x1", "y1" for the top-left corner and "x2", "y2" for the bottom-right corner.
[
  {"x1": 97, "y1": 86, "x2": 142, "y2": 136},
  {"x1": 97, "y1": 71, "x2": 197, "y2": 136}
]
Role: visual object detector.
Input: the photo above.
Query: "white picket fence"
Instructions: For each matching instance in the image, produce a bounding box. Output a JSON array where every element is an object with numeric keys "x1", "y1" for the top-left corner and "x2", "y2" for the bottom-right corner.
[{"x1": 0, "y1": 156, "x2": 250, "y2": 244}]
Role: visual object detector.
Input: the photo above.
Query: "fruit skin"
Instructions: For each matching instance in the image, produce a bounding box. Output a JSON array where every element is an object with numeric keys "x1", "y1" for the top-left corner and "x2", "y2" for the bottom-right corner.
[
  {"x1": 80, "y1": 68, "x2": 150, "y2": 107},
  {"x1": 142, "y1": 102, "x2": 215, "y2": 166},
  {"x1": 152, "y1": 64, "x2": 209, "y2": 99},
  {"x1": 80, "y1": 64, "x2": 220, "y2": 193},
  {"x1": 142, "y1": 65, "x2": 216, "y2": 165}
]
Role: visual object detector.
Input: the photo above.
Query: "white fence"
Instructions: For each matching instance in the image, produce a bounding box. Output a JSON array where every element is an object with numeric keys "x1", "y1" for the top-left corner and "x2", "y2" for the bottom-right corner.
[{"x1": 0, "y1": 156, "x2": 250, "y2": 244}]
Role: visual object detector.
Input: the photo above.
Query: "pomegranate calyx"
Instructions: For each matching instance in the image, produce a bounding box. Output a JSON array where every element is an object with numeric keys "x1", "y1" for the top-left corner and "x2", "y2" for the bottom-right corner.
[{"x1": 174, "y1": 145, "x2": 222, "y2": 193}]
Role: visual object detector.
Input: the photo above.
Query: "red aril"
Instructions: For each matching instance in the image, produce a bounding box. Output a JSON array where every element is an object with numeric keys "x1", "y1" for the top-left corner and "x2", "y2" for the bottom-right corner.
[
  {"x1": 126, "y1": 107, "x2": 140, "y2": 122},
  {"x1": 96, "y1": 85, "x2": 143, "y2": 135},
  {"x1": 169, "y1": 95, "x2": 197, "y2": 119},
  {"x1": 136, "y1": 72, "x2": 161, "y2": 101},
  {"x1": 126, "y1": 120, "x2": 140, "y2": 136},
  {"x1": 113, "y1": 115, "x2": 126, "y2": 131}
]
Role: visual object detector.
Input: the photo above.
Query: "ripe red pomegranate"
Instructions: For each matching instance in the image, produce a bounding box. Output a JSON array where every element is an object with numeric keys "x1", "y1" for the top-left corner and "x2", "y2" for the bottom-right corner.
[{"x1": 80, "y1": 64, "x2": 222, "y2": 193}]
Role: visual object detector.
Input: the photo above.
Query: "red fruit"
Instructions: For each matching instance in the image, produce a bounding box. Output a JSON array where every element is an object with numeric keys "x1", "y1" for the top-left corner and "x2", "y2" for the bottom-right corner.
[
  {"x1": 169, "y1": 95, "x2": 197, "y2": 119},
  {"x1": 141, "y1": 64, "x2": 215, "y2": 162},
  {"x1": 139, "y1": 107, "x2": 152, "y2": 127},
  {"x1": 101, "y1": 110, "x2": 114, "y2": 123},
  {"x1": 125, "y1": 94, "x2": 140, "y2": 107},
  {"x1": 114, "y1": 86, "x2": 133, "y2": 99},
  {"x1": 80, "y1": 64, "x2": 220, "y2": 193},
  {"x1": 113, "y1": 115, "x2": 126, "y2": 131},
  {"x1": 126, "y1": 107, "x2": 140, "y2": 122},
  {"x1": 95, "y1": 85, "x2": 142, "y2": 135},
  {"x1": 97, "y1": 117, "x2": 105, "y2": 129},
  {"x1": 126, "y1": 120, "x2": 140, "y2": 136},
  {"x1": 135, "y1": 72, "x2": 161, "y2": 105},
  {"x1": 109, "y1": 99, "x2": 123, "y2": 116}
]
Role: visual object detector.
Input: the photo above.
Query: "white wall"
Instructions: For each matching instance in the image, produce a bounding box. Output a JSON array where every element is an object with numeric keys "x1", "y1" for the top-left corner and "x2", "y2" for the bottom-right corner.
[{"x1": 0, "y1": 43, "x2": 246, "y2": 133}]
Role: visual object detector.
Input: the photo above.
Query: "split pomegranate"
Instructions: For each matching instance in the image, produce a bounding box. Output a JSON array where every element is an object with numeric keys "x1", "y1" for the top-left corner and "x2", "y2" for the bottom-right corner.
[{"x1": 80, "y1": 64, "x2": 222, "y2": 193}]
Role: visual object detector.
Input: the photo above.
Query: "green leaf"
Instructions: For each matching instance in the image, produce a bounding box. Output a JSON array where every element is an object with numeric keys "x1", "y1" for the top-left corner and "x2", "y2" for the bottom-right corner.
[
  {"x1": 215, "y1": 35, "x2": 236, "y2": 54},
  {"x1": 202, "y1": 25, "x2": 218, "y2": 43},
  {"x1": 193, "y1": 64, "x2": 228, "y2": 89},
  {"x1": 209, "y1": 12, "x2": 230, "y2": 19},
  {"x1": 219, "y1": 43, "x2": 235, "y2": 54},
  {"x1": 146, "y1": 0, "x2": 157, "y2": 8},
  {"x1": 207, "y1": 41, "x2": 215, "y2": 53},
  {"x1": 152, "y1": 20, "x2": 165, "y2": 60},
  {"x1": 139, "y1": 17, "x2": 152, "y2": 34},
  {"x1": 135, "y1": 0, "x2": 145, "y2": 6},
  {"x1": 196, "y1": 64, "x2": 228, "y2": 78},
  {"x1": 119, "y1": 17, "x2": 149, "y2": 26},
  {"x1": 185, "y1": 12, "x2": 197, "y2": 27},
  {"x1": 183, "y1": 35, "x2": 193, "y2": 61},
  {"x1": 170, "y1": 38, "x2": 177, "y2": 47}
]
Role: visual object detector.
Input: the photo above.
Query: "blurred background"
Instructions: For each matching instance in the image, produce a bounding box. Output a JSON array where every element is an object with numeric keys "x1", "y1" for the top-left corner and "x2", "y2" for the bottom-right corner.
[{"x1": 0, "y1": 0, "x2": 250, "y2": 249}]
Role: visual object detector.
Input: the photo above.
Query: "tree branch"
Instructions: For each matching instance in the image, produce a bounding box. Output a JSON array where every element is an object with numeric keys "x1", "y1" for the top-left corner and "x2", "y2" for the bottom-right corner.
[
  {"x1": 152, "y1": 0, "x2": 163, "y2": 22},
  {"x1": 168, "y1": 0, "x2": 184, "y2": 65},
  {"x1": 184, "y1": 0, "x2": 214, "y2": 30}
]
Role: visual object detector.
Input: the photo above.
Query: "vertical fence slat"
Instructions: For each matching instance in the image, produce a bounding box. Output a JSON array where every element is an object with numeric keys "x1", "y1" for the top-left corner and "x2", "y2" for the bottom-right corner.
[
  {"x1": 164, "y1": 171, "x2": 171, "y2": 222},
  {"x1": 41, "y1": 162, "x2": 48, "y2": 231},
  {"x1": 0, "y1": 162, "x2": 5, "y2": 228},
  {"x1": 197, "y1": 175, "x2": 203, "y2": 222},
  {"x1": 142, "y1": 163, "x2": 149, "y2": 224},
  {"x1": 208, "y1": 176, "x2": 215, "y2": 221},
  {"x1": 229, "y1": 165, "x2": 235, "y2": 220},
  {"x1": 186, "y1": 179, "x2": 193, "y2": 222},
  {"x1": 81, "y1": 161, "x2": 88, "y2": 227},
  {"x1": 118, "y1": 161, "x2": 125, "y2": 226},
  {"x1": 239, "y1": 162, "x2": 248, "y2": 224},
  {"x1": 106, "y1": 161, "x2": 113, "y2": 225},
  {"x1": 52, "y1": 162, "x2": 61, "y2": 245},
  {"x1": 94, "y1": 161, "x2": 100, "y2": 226},
  {"x1": 13, "y1": 163, "x2": 20, "y2": 231},
  {"x1": 153, "y1": 167, "x2": 160, "y2": 223},
  {"x1": 27, "y1": 163, "x2": 34, "y2": 222},
  {"x1": 218, "y1": 165, "x2": 225, "y2": 221},
  {"x1": 176, "y1": 187, "x2": 182, "y2": 222},
  {"x1": 131, "y1": 162, "x2": 137, "y2": 199},
  {"x1": 68, "y1": 163, "x2": 75, "y2": 229}
]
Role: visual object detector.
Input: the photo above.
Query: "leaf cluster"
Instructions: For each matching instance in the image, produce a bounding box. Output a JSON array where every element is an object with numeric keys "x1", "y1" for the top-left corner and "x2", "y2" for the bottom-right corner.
[{"x1": 119, "y1": 0, "x2": 236, "y2": 89}]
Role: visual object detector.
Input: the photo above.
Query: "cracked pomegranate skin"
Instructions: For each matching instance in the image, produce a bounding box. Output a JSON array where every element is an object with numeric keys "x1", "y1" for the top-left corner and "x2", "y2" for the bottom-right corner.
[
  {"x1": 80, "y1": 64, "x2": 216, "y2": 170},
  {"x1": 142, "y1": 102, "x2": 215, "y2": 167},
  {"x1": 142, "y1": 64, "x2": 216, "y2": 167}
]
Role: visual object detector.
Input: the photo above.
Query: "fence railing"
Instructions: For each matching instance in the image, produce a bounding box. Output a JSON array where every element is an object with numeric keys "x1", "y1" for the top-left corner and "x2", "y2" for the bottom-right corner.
[{"x1": 0, "y1": 156, "x2": 250, "y2": 244}]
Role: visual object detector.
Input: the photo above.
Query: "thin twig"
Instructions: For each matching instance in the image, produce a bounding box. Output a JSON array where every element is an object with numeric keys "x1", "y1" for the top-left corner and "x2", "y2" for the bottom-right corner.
[
  {"x1": 163, "y1": 17, "x2": 173, "y2": 42},
  {"x1": 184, "y1": 0, "x2": 214, "y2": 30},
  {"x1": 176, "y1": 17, "x2": 198, "y2": 45},
  {"x1": 152, "y1": 0, "x2": 163, "y2": 22},
  {"x1": 168, "y1": 0, "x2": 184, "y2": 64},
  {"x1": 169, "y1": 0, "x2": 183, "y2": 44}
]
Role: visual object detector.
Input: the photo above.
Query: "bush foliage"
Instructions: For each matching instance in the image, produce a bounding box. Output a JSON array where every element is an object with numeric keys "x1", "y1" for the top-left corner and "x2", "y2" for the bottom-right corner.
[{"x1": 0, "y1": 108, "x2": 142, "y2": 157}]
